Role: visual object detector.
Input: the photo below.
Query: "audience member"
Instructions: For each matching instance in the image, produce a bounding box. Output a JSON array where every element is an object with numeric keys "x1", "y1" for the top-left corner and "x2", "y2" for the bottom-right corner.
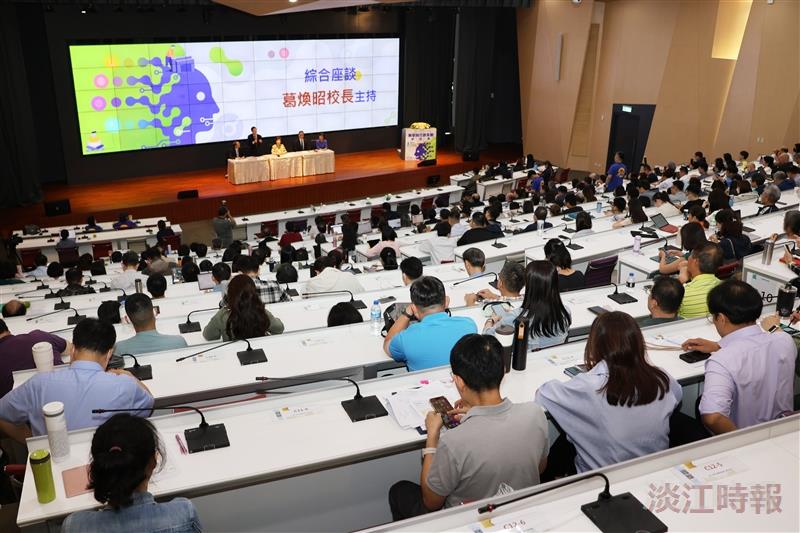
[
  {"x1": 113, "y1": 213, "x2": 138, "y2": 230},
  {"x1": 639, "y1": 277, "x2": 684, "y2": 327},
  {"x1": 327, "y1": 302, "x2": 364, "y2": 327},
  {"x1": 275, "y1": 263, "x2": 298, "y2": 284},
  {"x1": 1, "y1": 299, "x2": 27, "y2": 318},
  {"x1": 29, "y1": 254, "x2": 49, "y2": 278},
  {"x1": 400, "y1": 257, "x2": 424, "y2": 286},
  {"x1": 418, "y1": 222, "x2": 456, "y2": 265},
  {"x1": 388, "y1": 334, "x2": 547, "y2": 520},
  {"x1": 115, "y1": 294, "x2": 187, "y2": 355},
  {"x1": 380, "y1": 248, "x2": 399, "y2": 271},
  {"x1": 0, "y1": 318, "x2": 153, "y2": 441},
  {"x1": 462, "y1": 248, "x2": 486, "y2": 278},
  {"x1": 756, "y1": 185, "x2": 781, "y2": 215},
  {"x1": 466, "y1": 260, "x2": 524, "y2": 306},
  {"x1": 111, "y1": 252, "x2": 141, "y2": 292},
  {"x1": 180, "y1": 261, "x2": 200, "y2": 283},
  {"x1": 203, "y1": 275, "x2": 284, "y2": 342},
  {"x1": 573, "y1": 211, "x2": 593, "y2": 237},
  {"x1": 213, "y1": 206, "x2": 236, "y2": 247},
  {"x1": 97, "y1": 301, "x2": 121, "y2": 324},
  {"x1": 678, "y1": 243, "x2": 723, "y2": 318},
  {"x1": 57, "y1": 268, "x2": 96, "y2": 297},
  {"x1": 55, "y1": 229, "x2": 77, "y2": 250},
  {"x1": 61, "y1": 414, "x2": 201, "y2": 533},
  {"x1": 544, "y1": 239, "x2": 585, "y2": 292},
  {"x1": 709, "y1": 209, "x2": 751, "y2": 260},
  {"x1": 456, "y1": 212, "x2": 496, "y2": 246},
  {"x1": 155, "y1": 220, "x2": 174, "y2": 244},
  {"x1": 0, "y1": 318, "x2": 68, "y2": 397},
  {"x1": 383, "y1": 276, "x2": 477, "y2": 371},
  {"x1": 305, "y1": 255, "x2": 365, "y2": 294},
  {"x1": 84, "y1": 215, "x2": 103, "y2": 233}
]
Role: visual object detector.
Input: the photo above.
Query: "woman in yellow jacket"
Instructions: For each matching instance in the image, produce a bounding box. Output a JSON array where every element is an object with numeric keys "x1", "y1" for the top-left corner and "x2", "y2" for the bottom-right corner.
[{"x1": 271, "y1": 136, "x2": 287, "y2": 156}]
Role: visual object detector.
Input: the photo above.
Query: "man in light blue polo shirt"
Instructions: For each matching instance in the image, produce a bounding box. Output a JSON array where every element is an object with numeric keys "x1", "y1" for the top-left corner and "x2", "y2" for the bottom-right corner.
[
  {"x1": 0, "y1": 318, "x2": 153, "y2": 442},
  {"x1": 114, "y1": 293, "x2": 187, "y2": 356},
  {"x1": 383, "y1": 276, "x2": 477, "y2": 371}
]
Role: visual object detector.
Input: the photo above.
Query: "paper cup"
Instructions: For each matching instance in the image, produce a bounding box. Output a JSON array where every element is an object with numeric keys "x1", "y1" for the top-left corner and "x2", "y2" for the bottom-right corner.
[{"x1": 32, "y1": 342, "x2": 54, "y2": 372}]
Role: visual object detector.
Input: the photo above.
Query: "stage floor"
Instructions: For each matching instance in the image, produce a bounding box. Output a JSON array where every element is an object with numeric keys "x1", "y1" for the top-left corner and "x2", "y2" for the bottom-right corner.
[{"x1": 1, "y1": 145, "x2": 520, "y2": 229}]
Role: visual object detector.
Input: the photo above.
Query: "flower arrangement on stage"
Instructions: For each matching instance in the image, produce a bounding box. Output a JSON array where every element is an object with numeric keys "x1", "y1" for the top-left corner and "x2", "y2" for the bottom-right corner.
[{"x1": 409, "y1": 122, "x2": 430, "y2": 129}]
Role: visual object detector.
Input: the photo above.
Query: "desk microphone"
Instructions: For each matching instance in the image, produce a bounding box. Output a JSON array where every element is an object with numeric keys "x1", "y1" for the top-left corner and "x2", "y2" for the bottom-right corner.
[
  {"x1": 26, "y1": 307, "x2": 86, "y2": 325},
  {"x1": 118, "y1": 353, "x2": 153, "y2": 381},
  {"x1": 84, "y1": 274, "x2": 97, "y2": 286},
  {"x1": 175, "y1": 338, "x2": 267, "y2": 366},
  {"x1": 608, "y1": 282, "x2": 638, "y2": 305},
  {"x1": 29, "y1": 277, "x2": 49, "y2": 290},
  {"x1": 254, "y1": 376, "x2": 388, "y2": 423},
  {"x1": 452, "y1": 271, "x2": 498, "y2": 288},
  {"x1": 178, "y1": 308, "x2": 218, "y2": 334},
  {"x1": 491, "y1": 238, "x2": 507, "y2": 249},
  {"x1": 15, "y1": 287, "x2": 51, "y2": 298},
  {"x1": 92, "y1": 406, "x2": 229, "y2": 454},
  {"x1": 282, "y1": 283, "x2": 299, "y2": 298},
  {"x1": 564, "y1": 236, "x2": 583, "y2": 250},
  {"x1": 302, "y1": 290, "x2": 367, "y2": 310}
]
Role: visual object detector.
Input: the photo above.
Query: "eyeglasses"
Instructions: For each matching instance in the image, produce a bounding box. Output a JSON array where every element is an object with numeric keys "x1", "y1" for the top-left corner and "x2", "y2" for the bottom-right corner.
[{"x1": 706, "y1": 313, "x2": 716, "y2": 323}]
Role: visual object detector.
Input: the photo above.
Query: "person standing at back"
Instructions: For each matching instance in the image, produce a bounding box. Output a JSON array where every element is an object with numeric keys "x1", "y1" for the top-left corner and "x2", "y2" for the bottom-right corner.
[
  {"x1": 213, "y1": 206, "x2": 236, "y2": 247},
  {"x1": 62, "y1": 414, "x2": 202, "y2": 533},
  {"x1": 388, "y1": 334, "x2": 548, "y2": 519}
]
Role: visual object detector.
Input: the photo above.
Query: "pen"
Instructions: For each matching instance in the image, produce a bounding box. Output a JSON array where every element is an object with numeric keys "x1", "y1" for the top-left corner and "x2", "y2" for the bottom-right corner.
[{"x1": 175, "y1": 433, "x2": 188, "y2": 455}]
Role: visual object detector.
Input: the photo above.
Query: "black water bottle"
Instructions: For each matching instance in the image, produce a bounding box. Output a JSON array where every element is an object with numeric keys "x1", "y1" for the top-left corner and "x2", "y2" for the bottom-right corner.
[{"x1": 511, "y1": 311, "x2": 529, "y2": 371}]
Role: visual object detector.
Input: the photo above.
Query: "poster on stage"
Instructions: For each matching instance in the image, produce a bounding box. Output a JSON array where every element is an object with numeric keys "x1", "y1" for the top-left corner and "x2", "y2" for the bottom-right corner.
[
  {"x1": 68, "y1": 38, "x2": 400, "y2": 155},
  {"x1": 401, "y1": 127, "x2": 437, "y2": 161}
]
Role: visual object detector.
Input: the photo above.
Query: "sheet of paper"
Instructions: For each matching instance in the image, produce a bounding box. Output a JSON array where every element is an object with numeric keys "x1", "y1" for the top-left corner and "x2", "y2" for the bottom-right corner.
[
  {"x1": 672, "y1": 454, "x2": 747, "y2": 485},
  {"x1": 384, "y1": 380, "x2": 458, "y2": 430},
  {"x1": 545, "y1": 352, "x2": 582, "y2": 367},
  {"x1": 645, "y1": 334, "x2": 687, "y2": 349}
]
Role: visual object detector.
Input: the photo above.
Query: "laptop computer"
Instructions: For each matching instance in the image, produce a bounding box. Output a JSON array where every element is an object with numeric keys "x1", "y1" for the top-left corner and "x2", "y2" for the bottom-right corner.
[
  {"x1": 649, "y1": 213, "x2": 678, "y2": 234},
  {"x1": 197, "y1": 271, "x2": 215, "y2": 290}
]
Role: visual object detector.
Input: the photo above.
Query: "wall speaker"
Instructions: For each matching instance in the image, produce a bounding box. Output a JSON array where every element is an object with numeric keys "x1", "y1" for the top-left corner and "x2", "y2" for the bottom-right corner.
[
  {"x1": 177, "y1": 189, "x2": 199, "y2": 200},
  {"x1": 426, "y1": 175, "x2": 441, "y2": 186},
  {"x1": 44, "y1": 199, "x2": 71, "y2": 217},
  {"x1": 462, "y1": 151, "x2": 479, "y2": 161},
  {"x1": 417, "y1": 159, "x2": 436, "y2": 167}
]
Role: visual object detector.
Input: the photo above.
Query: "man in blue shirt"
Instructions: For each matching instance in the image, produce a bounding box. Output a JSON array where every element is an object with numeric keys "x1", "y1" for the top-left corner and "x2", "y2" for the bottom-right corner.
[
  {"x1": 383, "y1": 276, "x2": 477, "y2": 371},
  {"x1": 114, "y1": 293, "x2": 187, "y2": 356},
  {"x1": 0, "y1": 318, "x2": 153, "y2": 442},
  {"x1": 605, "y1": 151, "x2": 627, "y2": 191}
]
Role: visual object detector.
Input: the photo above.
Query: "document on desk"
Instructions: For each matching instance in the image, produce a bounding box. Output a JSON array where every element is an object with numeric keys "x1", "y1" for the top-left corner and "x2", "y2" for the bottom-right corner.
[
  {"x1": 645, "y1": 333, "x2": 687, "y2": 351},
  {"x1": 384, "y1": 380, "x2": 458, "y2": 430},
  {"x1": 672, "y1": 454, "x2": 747, "y2": 486}
]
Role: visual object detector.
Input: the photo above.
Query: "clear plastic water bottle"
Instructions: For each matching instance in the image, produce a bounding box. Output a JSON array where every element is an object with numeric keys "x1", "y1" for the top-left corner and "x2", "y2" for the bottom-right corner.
[
  {"x1": 596, "y1": 201, "x2": 602, "y2": 214},
  {"x1": 626, "y1": 272, "x2": 636, "y2": 289},
  {"x1": 370, "y1": 300, "x2": 382, "y2": 336},
  {"x1": 633, "y1": 235, "x2": 641, "y2": 254},
  {"x1": 538, "y1": 225, "x2": 544, "y2": 239}
]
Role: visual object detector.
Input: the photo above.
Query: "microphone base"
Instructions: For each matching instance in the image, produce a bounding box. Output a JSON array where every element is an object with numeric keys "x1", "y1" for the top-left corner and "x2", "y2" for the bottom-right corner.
[
  {"x1": 562, "y1": 228, "x2": 576, "y2": 233},
  {"x1": 54, "y1": 302, "x2": 71, "y2": 310},
  {"x1": 99, "y1": 287, "x2": 111, "y2": 293},
  {"x1": 67, "y1": 314, "x2": 86, "y2": 325},
  {"x1": 179, "y1": 321, "x2": 202, "y2": 334},
  {"x1": 285, "y1": 288, "x2": 300, "y2": 298},
  {"x1": 184, "y1": 423, "x2": 230, "y2": 454},
  {"x1": 125, "y1": 364, "x2": 153, "y2": 381},
  {"x1": 341, "y1": 395, "x2": 388, "y2": 422},
  {"x1": 36, "y1": 285, "x2": 49, "y2": 290},
  {"x1": 580, "y1": 492, "x2": 667, "y2": 533},
  {"x1": 85, "y1": 280, "x2": 97, "y2": 285},
  {"x1": 567, "y1": 243, "x2": 583, "y2": 250},
  {"x1": 608, "y1": 293, "x2": 637, "y2": 305},
  {"x1": 237, "y1": 348, "x2": 268, "y2": 366},
  {"x1": 117, "y1": 295, "x2": 126, "y2": 303},
  {"x1": 489, "y1": 280, "x2": 498, "y2": 289},
  {"x1": 351, "y1": 299, "x2": 367, "y2": 310},
  {"x1": 44, "y1": 293, "x2": 58, "y2": 300},
  {"x1": 491, "y1": 242, "x2": 507, "y2": 249}
]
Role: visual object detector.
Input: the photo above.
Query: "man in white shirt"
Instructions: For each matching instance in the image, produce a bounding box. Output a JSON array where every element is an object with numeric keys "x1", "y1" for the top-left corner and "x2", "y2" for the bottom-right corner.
[
  {"x1": 418, "y1": 222, "x2": 457, "y2": 265},
  {"x1": 449, "y1": 209, "x2": 469, "y2": 238},
  {"x1": 110, "y1": 251, "x2": 141, "y2": 293},
  {"x1": 305, "y1": 255, "x2": 364, "y2": 295}
]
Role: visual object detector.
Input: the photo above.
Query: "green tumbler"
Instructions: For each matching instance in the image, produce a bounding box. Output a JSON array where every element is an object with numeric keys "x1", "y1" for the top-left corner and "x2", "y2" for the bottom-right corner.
[{"x1": 29, "y1": 449, "x2": 56, "y2": 504}]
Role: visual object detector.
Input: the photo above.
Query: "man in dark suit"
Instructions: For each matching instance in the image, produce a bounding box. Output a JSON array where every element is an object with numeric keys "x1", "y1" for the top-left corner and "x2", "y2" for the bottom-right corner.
[
  {"x1": 247, "y1": 126, "x2": 264, "y2": 156},
  {"x1": 456, "y1": 212, "x2": 496, "y2": 246},
  {"x1": 227, "y1": 141, "x2": 243, "y2": 160},
  {"x1": 292, "y1": 130, "x2": 308, "y2": 152}
]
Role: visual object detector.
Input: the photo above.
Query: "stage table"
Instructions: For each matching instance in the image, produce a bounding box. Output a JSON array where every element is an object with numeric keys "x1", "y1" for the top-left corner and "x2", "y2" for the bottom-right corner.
[
  {"x1": 268, "y1": 153, "x2": 304, "y2": 180},
  {"x1": 227, "y1": 156, "x2": 270, "y2": 184},
  {"x1": 301, "y1": 149, "x2": 335, "y2": 175}
]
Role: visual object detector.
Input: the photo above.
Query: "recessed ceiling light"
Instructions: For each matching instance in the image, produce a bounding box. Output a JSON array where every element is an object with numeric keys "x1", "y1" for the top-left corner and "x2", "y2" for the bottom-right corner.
[{"x1": 289, "y1": 0, "x2": 298, "y2": 3}]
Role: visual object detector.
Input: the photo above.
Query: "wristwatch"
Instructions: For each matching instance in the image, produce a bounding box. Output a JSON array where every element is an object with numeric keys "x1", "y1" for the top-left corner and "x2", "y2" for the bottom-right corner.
[{"x1": 402, "y1": 310, "x2": 415, "y2": 320}]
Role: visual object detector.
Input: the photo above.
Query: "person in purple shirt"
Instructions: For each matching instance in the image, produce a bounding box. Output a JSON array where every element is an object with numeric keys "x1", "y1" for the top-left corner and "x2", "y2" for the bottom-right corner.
[
  {"x1": 682, "y1": 280, "x2": 795, "y2": 435},
  {"x1": 0, "y1": 319, "x2": 70, "y2": 397}
]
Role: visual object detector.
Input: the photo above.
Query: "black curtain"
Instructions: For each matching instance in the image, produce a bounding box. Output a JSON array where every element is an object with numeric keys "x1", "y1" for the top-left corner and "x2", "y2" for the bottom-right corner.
[
  {"x1": 402, "y1": 8, "x2": 456, "y2": 141},
  {"x1": 453, "y1": 7, "x2": 521, "y2": 153},
  {"x1": 0, "y1": 4, "x2": 43, "y2": 207}
]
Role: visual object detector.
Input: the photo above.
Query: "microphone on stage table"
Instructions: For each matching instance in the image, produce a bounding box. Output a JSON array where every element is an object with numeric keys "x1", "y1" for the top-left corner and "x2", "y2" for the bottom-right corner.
[
  {"x1": 26, "y1": 307, "x2": 86, "y2": 325},
  {"x1": 254, "y1": 376, "x2": 388, "y2": 423},
  {"x1": 118, "y1": 353, "x2": 153, "y2": 381},
  {"x1": 302, "y1": 290, "x2": 367, "y2": 310},
  {"x1": 607, "y1": 282, "x2": 638, "y2": 305},
  {"x1": 178, "y1": 308, "x2": 218, "y2": 334},
  {"x1": 91, "y1": 405, "x2": 229, "y2": 454},
  {"x1": 175, "y1": 338, "x2": 267, "y2": 366},
  {"x1": 453, "y1": 271, "x2": 498, "y2": 289}
]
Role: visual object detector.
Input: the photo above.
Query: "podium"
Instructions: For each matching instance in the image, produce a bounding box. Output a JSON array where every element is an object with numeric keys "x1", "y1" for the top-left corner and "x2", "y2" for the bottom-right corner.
[{"x1": 401, "y1": 127, "x2": 437, "y2": 161}]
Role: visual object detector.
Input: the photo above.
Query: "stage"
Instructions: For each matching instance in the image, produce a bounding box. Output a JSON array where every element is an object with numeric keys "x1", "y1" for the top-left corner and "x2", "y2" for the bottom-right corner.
[{"x1": 1, "y1": 145, "x2": 520, "y2": 229}]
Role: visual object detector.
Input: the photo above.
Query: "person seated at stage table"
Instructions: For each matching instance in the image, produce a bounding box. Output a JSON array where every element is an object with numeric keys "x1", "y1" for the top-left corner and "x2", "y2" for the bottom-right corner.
[
  {"x1": 55, "y1": 229, "x2": 77, "y2": 251},
  {"x1": 388, "y1": 334, "x2": 548, "y2": 520},
  {"x1": 155, "y1": 220, "x2": 174, "y2": 244},
  {"x1": 203, "y1": 275, "x2": 284, "y2": 342},
  {"x1": 315, "y1": 133, "x2": 328, "y2": 150},
  {"x1": 227, "y1": 140, "x2": 243, "y2": 159},
  {"x1": 57, "y1": 268, "x2": 96, "y2": 297},
  {"x1": 115, "y1": 294, "x2": 187, "y2": 356},
  {"x1": 271, "y1": 136, "x2": 288, "y2": 156},
  {"x1": 246, "y1": 126, "x2": 263, "y2": 155},
  {"x1": 292, "y1": 130, "x2": 308, "y2": 152},
  {"x1": 456, "y1": 212, "x2": 496, "y2": 246},
  {"x1": 0, "y1": 318, "x2": 153, "y2": 442},
  {"x1": 84, "y1": 215, "x2": 103, "y2": 233},
  {"x1": 145, "y1": 273, "x2": 167, "y2": 300},
  {"x1": 61, "y1": 414, "x2": 202, "y2": 533},
  {"x1": 383, "y1": 276, "x2": 478, "y2": 372},
  {"x1": 535, "y1": 312, "x2": 681, "y2": 477},
  {"x1": 112, "y1": 213, "x2": 138, "y2": 230},
  {"x1": 305, "y1": 255, "x2": 365, "y2": 295}
]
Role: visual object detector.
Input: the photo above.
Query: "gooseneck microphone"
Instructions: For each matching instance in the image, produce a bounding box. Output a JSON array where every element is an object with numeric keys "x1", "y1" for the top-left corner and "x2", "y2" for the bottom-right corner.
[
  {"x1": 26, "y1": 307, "x2": 86, "y2": 325},
  {"x1": 175, "y1": 338, "x2": 267, "y2": 366},
  {"x1": 302, "y1": 290, "x2": 367, "y2": 310},
  {"x1": 607, "y1": 282, "x2": 638, "y2": 305},
  {"x1": 254, "y1": 376, "x2": 388, "y2": 423},
  {"x1": 452, "y1": 271, "x2": 498, "y2": 286},
  {"x1": 178, "y1": 308, "x2": 219, "y2": 334},
  {"x1": 92, "y1": 405, "x2": 229, "y2": 454},
  {"x1": 118, "y1": 353, "x2": 153, "y2": 381}
]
